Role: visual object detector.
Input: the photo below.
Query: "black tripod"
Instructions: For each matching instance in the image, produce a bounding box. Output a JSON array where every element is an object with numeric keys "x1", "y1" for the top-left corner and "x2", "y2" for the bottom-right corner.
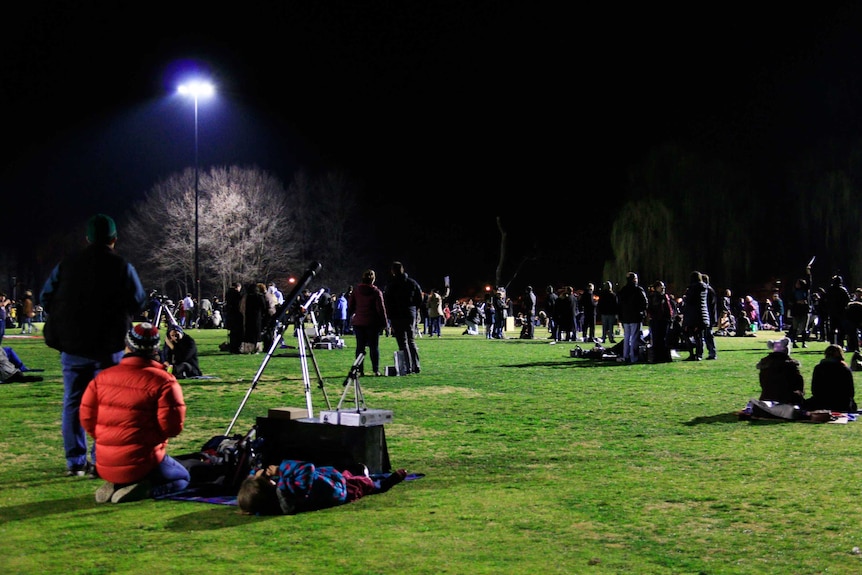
[{"x1": 225, "y1": 262, "x2": 332, "y2": 436}]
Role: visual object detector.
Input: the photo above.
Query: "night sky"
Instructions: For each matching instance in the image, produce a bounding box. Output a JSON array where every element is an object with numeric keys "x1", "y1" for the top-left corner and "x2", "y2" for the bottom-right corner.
[{"x1": 5, "y1": 3, "x2": 862, "y2": 292}]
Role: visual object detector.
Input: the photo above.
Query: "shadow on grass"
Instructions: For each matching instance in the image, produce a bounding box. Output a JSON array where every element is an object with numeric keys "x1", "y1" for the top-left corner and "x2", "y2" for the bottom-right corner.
[
  {"x1": 162, "y1": 505, "x2": 274, "y2": 531},
  {"x1": 683, "y1": 412, "x2": 790, "y2": 426},
  {"x1": 682, "y1": 412, "x2": 745, "y2": 426},
  {"x1": 0, "y1": 494, "x2": 270, "y2": 530},
  {"x1": 0, "y1": 495, "x2": 93, "y2": 525}
]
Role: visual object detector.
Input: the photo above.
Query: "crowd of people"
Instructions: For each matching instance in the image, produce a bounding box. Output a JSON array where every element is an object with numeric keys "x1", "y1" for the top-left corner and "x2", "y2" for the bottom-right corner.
[{"x1": 9, "y1": 212, "x2": 862, "y2": 506}]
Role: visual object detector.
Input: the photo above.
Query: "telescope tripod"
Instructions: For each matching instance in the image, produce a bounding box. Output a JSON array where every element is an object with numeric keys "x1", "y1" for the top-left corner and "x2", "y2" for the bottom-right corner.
[
  {"x1": 336, "y1": 352, "x2": 368, "y2": 413},
  {"x1": 225, "y1": 273, "x2": 333, "y2": 436}
]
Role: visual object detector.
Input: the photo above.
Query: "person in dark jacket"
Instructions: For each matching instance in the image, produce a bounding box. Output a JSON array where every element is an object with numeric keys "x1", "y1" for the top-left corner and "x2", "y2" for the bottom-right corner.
[
  {"x1": 579, "y1": 283, "x2": 597, "y2": 343},
  {"x1": 617, "y1": 272, "x2": 648, "y2": 363},
  {"x1": 804, "y1": 344, "x2": 857, "y2": 412},
  {"x1": 348, "y1": 269, "x2": 389, "y2": 376},
  {"x1": 384, "y1": 261, "x2": 423, "y2": 374},
  {"x1": 544, "y1": 285, "x2": 558, "y2": 338},
  {"x1": 825, "y1": 275, "x2": 851, "y2": 348},
  {"x1": 597, "y1": 281, "x2": 618, "y2": 343},
  {"x1": 40, "y1": 213, "x2": 147, "y2": 477},
  {"x1": 162, "y1": 324, "x2": 202, "y2": 379},
  {"x1": 224, "y1": 282, "x2": 243, "y2": 354},
  {"x1": 241, "y1": 282, "x2": 267, "y2": 354},
  {"x1": 701, "y1": 273, "x2": 719, "y2": 360},
  {"x1": 682, "y1": 271, "x2": 710, "y2": 361},
  {"x1": 647, "y1": 280, "x2": 674, "y2": 363},
  {"x1": 757, "y1": 337, "x2": 805, "y2": 405}
]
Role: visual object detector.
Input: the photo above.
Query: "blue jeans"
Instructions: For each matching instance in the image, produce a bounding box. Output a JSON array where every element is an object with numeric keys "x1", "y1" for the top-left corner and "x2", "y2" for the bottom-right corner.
[
  {"x1": 147, "y1": 455, "x2": 191, "y2": 497},
  {"x1": 622, "y1": 323, "x2": 641, "y2": 362},
  {"x1": 61, "y1": 351, "x2": 124, "y2": 469}
]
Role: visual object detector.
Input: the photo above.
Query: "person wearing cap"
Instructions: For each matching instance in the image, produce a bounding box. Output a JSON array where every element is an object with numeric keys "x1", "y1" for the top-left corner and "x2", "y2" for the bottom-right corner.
[
  {"x1": 40, "y1": 213, "x2": 147, "y2": 478},
  {"x1": 162, "y1": 324, "x2": 201, "y2": 379},
  {"x1": 756, "y1": 337, "x2": 805, "y2": 405},
  {"x1": 80, "y1": 323, "x2": 190, "y2": 503}
]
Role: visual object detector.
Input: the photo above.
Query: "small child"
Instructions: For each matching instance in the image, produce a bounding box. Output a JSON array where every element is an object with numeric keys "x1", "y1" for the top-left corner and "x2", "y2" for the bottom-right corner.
[{"x1": 237, "y1": 459, "x2": 407, "y2": 515}]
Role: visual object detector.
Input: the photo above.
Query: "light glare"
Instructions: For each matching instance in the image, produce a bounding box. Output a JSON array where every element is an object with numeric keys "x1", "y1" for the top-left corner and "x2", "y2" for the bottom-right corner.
[{"x1": 177, "y1": 81, "x2": 215, "y2": 98}]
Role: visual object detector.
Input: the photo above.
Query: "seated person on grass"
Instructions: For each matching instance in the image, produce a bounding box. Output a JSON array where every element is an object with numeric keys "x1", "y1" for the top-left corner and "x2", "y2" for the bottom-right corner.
[
  {"x1": 162, "y1": 324, "x2": 201, "y2": 379},
  {"x1": 81, "y1": 323, "x2": 190, "y2": 503},
  {"x1": 757, "y1": 337, "x2": 804, "y2": 405},
  {"x1": 804, "y1": 344, "x2": 858, "y2": 413},
  {"x1": 237, "y1": 459, "x2": 407, "y2": 515},
  {"x1": 0, "y1": 347, "x2": 42, "y2": 383}
]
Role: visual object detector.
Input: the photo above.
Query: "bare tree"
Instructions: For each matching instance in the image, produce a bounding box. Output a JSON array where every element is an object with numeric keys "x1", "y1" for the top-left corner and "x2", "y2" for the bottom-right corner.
[{"x1": 123, "y1": 166, "x2": 300, "y2": 300}]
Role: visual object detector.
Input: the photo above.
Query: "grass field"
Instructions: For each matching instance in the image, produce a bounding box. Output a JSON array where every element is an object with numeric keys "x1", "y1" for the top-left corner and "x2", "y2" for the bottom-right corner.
[{"x1": 1, "y1": 323, "x2": 861, "y2": 575}]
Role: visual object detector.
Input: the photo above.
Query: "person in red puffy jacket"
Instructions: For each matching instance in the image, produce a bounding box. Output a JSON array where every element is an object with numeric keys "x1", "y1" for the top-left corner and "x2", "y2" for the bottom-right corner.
[{"x1": 80, "y1": 322, "x2": 190, "y2": 503}]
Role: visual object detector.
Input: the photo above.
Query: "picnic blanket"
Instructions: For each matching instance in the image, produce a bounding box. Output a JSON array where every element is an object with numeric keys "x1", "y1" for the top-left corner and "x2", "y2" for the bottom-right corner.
[
  {"x1": 738, "y1": 399, "x2": 857, "y2": 423},
  {"x1": 160, "y1": 472, "x2": 425, "y2": 506}
]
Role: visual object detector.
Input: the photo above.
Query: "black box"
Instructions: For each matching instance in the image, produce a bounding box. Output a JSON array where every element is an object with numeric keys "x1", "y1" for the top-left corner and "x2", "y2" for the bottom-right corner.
[{"x1": 255, "y1": 416, "x2": 392, "y2": 474}]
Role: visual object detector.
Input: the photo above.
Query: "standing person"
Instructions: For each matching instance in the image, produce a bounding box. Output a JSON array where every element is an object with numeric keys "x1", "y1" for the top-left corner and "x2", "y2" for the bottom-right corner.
[
  {"x1": 788, "y1": 277, "x2": 811, "y2": 349},
  {"x1": 682, "y1": 271, "x2": 710, "y2": 361},
  {"x1": 544, "y1": 285, "x2": 558, "y2": 338},
  {"x1": 349, "y1": 269, "x2": 389, "y2": 376},
  {"x1": 597, "y1": 281, "x2": 618, "y2": 344},
  {"x1": 492, "y1": 287, "x2": 508, "y2": 339},
  {"x1": 484, "y1": 292, "x2": 495, "y2": 339},
  {"x1": 80, "y1": 323, "x2": 190, "y2": 503},
  {"x1": 647, "y1": 280, "x2": 674, "y2": 363},
  {"x1": 771, "y1": 292, "x2": 785, "y2": 333},
  {"x1": 579, "y1": 283, "x2": 597, "y2": 343},
  {"x1": 426, "y1": 286, "x2": 449, "y2": 338},
  {"x1": 384, "y1": 261, "x2": 424, "y2": 374},
  {"x1": 267, "y1": 282, "x2": 284, "y2": 306},
  {"x1": 181, "y1": 293, "x2": 195, "y2": 328},
  {"x1": 553, "y1": 286, "x2": 577, "y2": 342},
  {"x1": 520, "y1": 286, "x2": 537, "y2": 339},
  {"x1": 241, "y1": 282, "x2": 267, "y2": 354},
  {"x1": 19, "y1": 289, "x2": 36, "y2": 334},
  {"x1": 825, "y1": 274, "x2": 851, "y2": 347},
  {"x1": 0, "y1": 292, "x2": 8, "y2": 345},
  {"x1": 616, "y1": 272, "x2": 648, "y2": 363},
  {"x1": 40, "y1": 213, "x2": 147, "y2": 477},
  {"x1": 333, "y1": 291, "x2": 349, "y2": 336},
  {"x1": 225, "y1": 282, "x2": 243, "y2": 354},
  {"x1": 702, "y1": 273, "x2": 719, "y2": 360}
]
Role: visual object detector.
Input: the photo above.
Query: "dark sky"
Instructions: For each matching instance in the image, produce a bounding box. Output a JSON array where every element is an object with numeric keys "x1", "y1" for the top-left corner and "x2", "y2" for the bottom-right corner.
[{"x1": 5, "y1": 3, "x2": 862, "y2": 291}]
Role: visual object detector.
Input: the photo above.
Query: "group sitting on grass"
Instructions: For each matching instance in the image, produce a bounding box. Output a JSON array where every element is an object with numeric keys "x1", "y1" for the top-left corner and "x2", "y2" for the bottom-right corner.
[{"x1": 756, "y1": 337, "x2": 857, "y2": 414}]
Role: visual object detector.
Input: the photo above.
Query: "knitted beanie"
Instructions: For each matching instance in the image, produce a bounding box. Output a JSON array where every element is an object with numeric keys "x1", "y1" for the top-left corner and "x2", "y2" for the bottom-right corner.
[{"x1": 126, "y1": 322, "x2": 160, "y2": 353}]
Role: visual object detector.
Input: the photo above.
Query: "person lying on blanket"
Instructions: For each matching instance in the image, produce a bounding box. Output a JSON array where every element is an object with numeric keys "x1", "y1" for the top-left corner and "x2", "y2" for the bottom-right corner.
[{"x1": 237, "y1": 459, "x2": 407, "y2": 515}]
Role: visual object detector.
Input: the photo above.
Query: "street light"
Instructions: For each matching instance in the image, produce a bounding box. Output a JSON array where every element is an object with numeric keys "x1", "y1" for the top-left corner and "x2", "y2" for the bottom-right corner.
[{"x1": 178, "y1": 80, "x2": 214, "y2": 328}]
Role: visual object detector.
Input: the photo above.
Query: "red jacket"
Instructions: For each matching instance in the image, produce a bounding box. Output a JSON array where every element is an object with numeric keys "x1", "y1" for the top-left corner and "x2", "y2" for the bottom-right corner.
[
  {"x1": 80, "y1": 354, "x2": 186, "y2": 484},
  {"x1": 348, "y1": 283, "x2": 388, "y2": 328}
]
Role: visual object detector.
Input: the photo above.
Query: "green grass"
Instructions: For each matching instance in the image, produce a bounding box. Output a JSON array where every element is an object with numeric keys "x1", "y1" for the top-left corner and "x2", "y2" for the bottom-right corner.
[{"x1": 2, "y1": 324, "x2": 862, "y2": 574}]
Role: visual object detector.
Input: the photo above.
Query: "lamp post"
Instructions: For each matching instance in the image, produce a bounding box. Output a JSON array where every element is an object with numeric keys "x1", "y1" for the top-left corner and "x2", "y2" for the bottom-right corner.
[{"x1": 178, "y1": 80, "x2": 214, "y2": 328}]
